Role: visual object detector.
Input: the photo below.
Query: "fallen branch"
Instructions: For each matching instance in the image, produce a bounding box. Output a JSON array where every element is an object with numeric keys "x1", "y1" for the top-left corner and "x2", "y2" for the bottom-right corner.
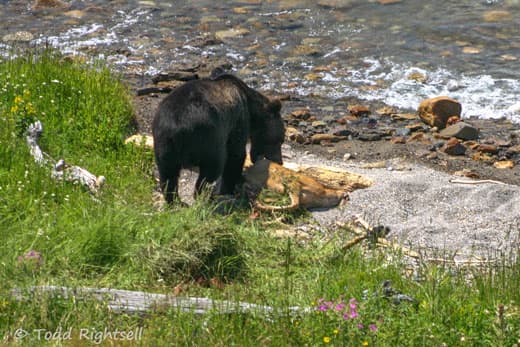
[
  {"x1": 26, "y1": 121, "x2": 105, "y2": 193},
  {"x1": 10, "y1": 286, "x2": 308, "y2": 316}
]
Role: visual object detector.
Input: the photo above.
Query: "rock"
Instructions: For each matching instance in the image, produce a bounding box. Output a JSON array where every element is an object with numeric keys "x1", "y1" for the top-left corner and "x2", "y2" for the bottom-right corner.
[
  {"x1": 395, "y1": 128, "x2": 411, "y2": 137},
  {"x1": 290, "y1": 108, "x2": 312, "y2": 120},
  {"x1": 358, "y1": 132, "x2": 382, "y2": 142},
  {"x1": 32, "y1": 0, "x2": 67, "y2": 9},
  {"x1": 64, "y1": 10, "x2": 85, "y2": 18},
  {"x1": 391, "y1": 136, "x2": 407, "y2": 144},
  {"x1": 310, "y1": 133, "x2": 346, "y2": 144},
  {"x1": 407, "y1": 71, "x2": 428, "y2": 83},
  {"x1": 376, "y1": 106, "x2": 397, "y2": 116},
  {"x1": 505, "y1": 145, "x2": 520, "y2": 157},
  {"x1": 483, "y1": 10, "x2": 512, "y2": 22},
  {"x1": 406, "y1": 123, "x2": 425, "y2": 132},
  {"x1": 317, "y1": 0, "x2": 356, "y2": 9},
  {"x1": 331, "y1": 127, "x2": 353, "y2": 137},
  {"x1": 215, "y1": 28, "x2": 250, "y2": 41},
  {"x1": 343, "y1": 153, "x2": 352, "y2": 161},
  {"x1": 439, "y1": 122, "x2": 479, "y2": 141},
  {"x1": 462, "y1": 46, "x2": 481, "y2": 54},
  {"x1": 407, "y1": 133, "x2": 426, "y2": 142},
  {"x1": 475, "y1": 144, "x2": 498, "y2": 154},
  {"x1": 2, "y1": 31, "x2": 33, "y2": 42},
  {"x1": 471, "y1": 152, "x2": 494, "y2": 162},
  {"x1": 391, "y1": 113, "x2": 417, "y2": 121},
  {"x1": 454, "y1": 169, "x2": 480, "y2": 179},
  {"x1": 311, "y1": 120, "x2": 327, "y2": 128},
  {"x1": 378, "y1": 0, "x2": 401, "y2": 4},
  {"x1": 418, "y1": 96, "x2": 462, "y2": 129},
  {"x1": 348, "y1": 105, "x2": 371, "y2": 117},
  {"x1": 493, "y1": 160, "x2": 515, "y2": 169},
  {"x1": 285, "y1": 127, "x2": 306, "y2": 144},
  {"x1": 446, "y1": 116, "x2": 460, "y2": 126},
  {"x1": 440, "y1": 138, "x2": 466, "y2": 156},
  {"x1": 125, "y1": 135, "x2": 154, "y2": 149},
  {"x1": 293, "y1": 45, "x2": 321, "y2": 57}
]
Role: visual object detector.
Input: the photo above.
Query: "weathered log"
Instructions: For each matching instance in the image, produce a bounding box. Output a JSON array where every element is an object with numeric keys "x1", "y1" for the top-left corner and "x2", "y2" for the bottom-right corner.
[
  {"x1": 136, "y1": 86, "x2": 173, "y2": 96},
  {"x1": 26, "y1": 121, "x2": 105, "y2": 193},
  {"x1": 151, "y1": 72, "x2": 199, "y2": 84},
  {"x1": 10, "y1": 286, "x2": 308, "y2": 316}
]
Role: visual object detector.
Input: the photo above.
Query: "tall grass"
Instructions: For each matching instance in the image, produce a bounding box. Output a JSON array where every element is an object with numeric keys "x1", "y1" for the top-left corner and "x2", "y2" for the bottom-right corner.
[{"x1": 0, "y1": 49, "x2": 519, "y2": 346}]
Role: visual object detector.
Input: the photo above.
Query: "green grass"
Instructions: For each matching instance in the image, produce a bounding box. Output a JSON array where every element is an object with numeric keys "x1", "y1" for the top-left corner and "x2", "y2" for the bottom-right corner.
[{"x1": 0, "y1": 49, "x2": 519, "y2": 346}]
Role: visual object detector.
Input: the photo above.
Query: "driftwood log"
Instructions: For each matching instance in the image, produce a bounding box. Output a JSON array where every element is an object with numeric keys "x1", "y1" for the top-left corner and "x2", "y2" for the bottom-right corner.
[
  {"x1": 26, "y1": 121, "x2": 105, "y2": 193},
  {"x1": 10, "y1": 286, "x2": 308, "y2": 316}
]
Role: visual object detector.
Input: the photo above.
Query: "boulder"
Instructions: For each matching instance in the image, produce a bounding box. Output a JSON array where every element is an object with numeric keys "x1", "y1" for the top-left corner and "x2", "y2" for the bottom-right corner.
[
  {"x1": 439, "y1": 122, "x2": 479, "y2": 140},
  {"x1": 418, "y1": 96, "x2": 462, "y2": 129}
]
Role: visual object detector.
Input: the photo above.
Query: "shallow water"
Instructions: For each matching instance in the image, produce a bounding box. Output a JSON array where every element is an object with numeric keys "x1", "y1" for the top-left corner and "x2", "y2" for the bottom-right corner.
[{"x1": 1, "y1": 0, "x2": 519, "y2": 122}]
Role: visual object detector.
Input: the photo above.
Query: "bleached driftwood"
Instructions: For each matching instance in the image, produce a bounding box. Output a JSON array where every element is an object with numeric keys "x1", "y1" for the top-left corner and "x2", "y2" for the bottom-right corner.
[
  {"x1": 10, "y1": 286, "x2": 308, "y2": 316},
  {"x1": 26, "y1": 121, "x2": 105, "y2": 193}
]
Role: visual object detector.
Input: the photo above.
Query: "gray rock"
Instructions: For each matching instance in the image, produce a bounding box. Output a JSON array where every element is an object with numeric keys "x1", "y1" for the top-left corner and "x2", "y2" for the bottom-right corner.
[
  {"x1": 395, "y1": 127, "x2": 411, "y2": 137},
  {"x1": 439, "y1": 122, "x2": 479, "y2": 140}
]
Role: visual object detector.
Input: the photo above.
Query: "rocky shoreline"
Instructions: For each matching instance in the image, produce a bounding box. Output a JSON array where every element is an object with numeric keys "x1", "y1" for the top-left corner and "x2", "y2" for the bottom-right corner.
[{"x1": 128, "y1": 67, "x2": 520, "y2": 187}]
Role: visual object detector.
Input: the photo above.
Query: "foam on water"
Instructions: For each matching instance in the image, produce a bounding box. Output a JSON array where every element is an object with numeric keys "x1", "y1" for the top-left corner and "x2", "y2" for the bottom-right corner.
[{"x1": 266, "y1": 57, "x2": 520, "y2": 124}]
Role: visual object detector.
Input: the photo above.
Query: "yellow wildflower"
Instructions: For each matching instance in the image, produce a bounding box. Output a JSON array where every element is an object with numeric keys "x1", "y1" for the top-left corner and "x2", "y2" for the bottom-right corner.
[
  {"x1": 323, "y1": 336, "x2": 331, "y2": 343},
  {"x1": 23, "y1": 89, "x2": 30, "y2": 98},
  {"x1": 14, "y1": 95, "x2": 23, "y2": 104},
  {"x1": 26, "y1": 102, "x2": 35, "y2": 114},
  {"x1": 333, "y1": 329, "x2": 339, "y2": 335},
  {"x1": 362, "y1": 341, "x2": 369, "y2": 346},
  {"x1": 10, "y1": 105, "x2": 18, "y2": 113}
]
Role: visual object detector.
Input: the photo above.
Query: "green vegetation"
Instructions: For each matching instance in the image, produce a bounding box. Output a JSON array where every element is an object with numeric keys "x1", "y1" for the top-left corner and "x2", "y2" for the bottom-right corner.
[{"x1": 0, "y1": 50, "x2": 519, "y2": 346}]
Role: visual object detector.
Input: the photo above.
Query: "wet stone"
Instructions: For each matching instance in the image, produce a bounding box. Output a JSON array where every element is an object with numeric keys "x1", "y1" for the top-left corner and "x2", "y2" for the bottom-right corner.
[
  {"x1": 331, "y1": 127, "x2": 354, "y2": 137},
  {"x1": 311, "y1": 120, "x2": 327, "y2": 128},
  {"x1": 358, "y1": 132, "x2": 382, "y2": 142},
  {"x1": 349, "y1": 105, "x2": 371, "y2": 117},
  {"x1": 395, "y1": 127, "x2": 411, "y2": 137},
  {"x1": 2, "y1": 31, "x2": 34, "y2": 42}
]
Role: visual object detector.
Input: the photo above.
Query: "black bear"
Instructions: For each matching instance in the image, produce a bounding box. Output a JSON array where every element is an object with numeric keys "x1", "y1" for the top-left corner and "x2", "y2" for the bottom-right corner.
[{"x1": 152, "y1": 73, "x2": 285, "y2": 204}]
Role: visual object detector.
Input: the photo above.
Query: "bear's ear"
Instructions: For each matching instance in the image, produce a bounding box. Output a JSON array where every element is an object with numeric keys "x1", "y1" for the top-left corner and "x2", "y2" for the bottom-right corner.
[{"x1": 267, "y1": 98, "x2": 282, "y2": 114}]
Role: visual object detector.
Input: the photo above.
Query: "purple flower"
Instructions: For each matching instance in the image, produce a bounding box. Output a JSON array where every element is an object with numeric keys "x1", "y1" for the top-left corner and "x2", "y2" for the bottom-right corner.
[
  {"x1": 343, "y1": 313, "x2": 350, "y2": 320},
  {"x1": 17, "y1": 250, "x2": 43, "y2": 266},
  {"x1": 318, "y1": 304, "x2": 329, "y2": 312},
  {"x1": 357, "y1": 323, "x2": 364, "y2": 330},
  {"x1": 349, "y1": 298, "x2": 358, "y2": 310},
  {"x1": 349, "y1": 310, "x2": 359, "y2": 319},
  {"x1": 335, "y1": 303, "x2": 346, "y2": 311},
  {"x1": 369, "y1": 324, "x2": 378, "y2": 332}
]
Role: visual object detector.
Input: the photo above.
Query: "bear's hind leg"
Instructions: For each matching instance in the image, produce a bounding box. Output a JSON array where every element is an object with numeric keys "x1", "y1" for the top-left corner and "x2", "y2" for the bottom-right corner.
[{"x1": 195, "y1": 159, "x2": 224, "y2": 197}]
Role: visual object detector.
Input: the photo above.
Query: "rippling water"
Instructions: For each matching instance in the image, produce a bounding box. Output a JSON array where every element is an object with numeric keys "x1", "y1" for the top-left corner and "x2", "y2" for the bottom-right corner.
[{"x1": 1, "y1": 0, "x2": 519, "y2": 122}]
